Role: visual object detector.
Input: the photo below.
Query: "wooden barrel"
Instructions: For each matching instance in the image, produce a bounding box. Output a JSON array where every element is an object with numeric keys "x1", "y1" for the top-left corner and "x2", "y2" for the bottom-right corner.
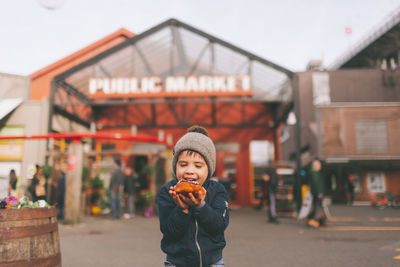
[{"x1": 0, "y1": 207, "x2": 61, "y2": 267}]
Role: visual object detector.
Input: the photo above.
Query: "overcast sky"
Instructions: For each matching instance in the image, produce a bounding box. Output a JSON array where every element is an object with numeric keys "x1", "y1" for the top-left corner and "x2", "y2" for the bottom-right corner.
[{"x1": 1, "y1": 0, "x2": 400, "y2": 76}]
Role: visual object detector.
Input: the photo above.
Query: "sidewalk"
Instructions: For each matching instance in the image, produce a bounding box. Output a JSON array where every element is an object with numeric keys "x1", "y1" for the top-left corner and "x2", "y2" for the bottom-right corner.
[{"x1": 59, "y1": 205, "x2": 400, "y2": 267}]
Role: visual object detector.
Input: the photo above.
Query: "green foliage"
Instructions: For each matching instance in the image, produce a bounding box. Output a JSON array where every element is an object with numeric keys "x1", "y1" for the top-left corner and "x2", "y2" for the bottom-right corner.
[
  {"x1": 81, "y1": 166, "x2": 89, "y2": 191},
  {"x1": 91, "y1": 176, "x2": 104, "y2": 189},
  {"x1": 100, "y1": 196, "x2": 109, "y2": 210},
  {"x1": 42, "y1": 164, "x2": 53, "y2": 178},
  {"x1": 90, "y1": 191, "x2": 101, "y2": 204},
  {"x1": 139, "y1": 191, "x2": 154, "y2": 207}
]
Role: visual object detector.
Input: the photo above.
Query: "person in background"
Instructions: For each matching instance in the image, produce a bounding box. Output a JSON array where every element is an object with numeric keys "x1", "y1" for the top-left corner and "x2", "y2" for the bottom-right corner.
[
  {"x1": 142, "y1": 157, "x2": 157, "y2": 217},
  {"x1": 49, "y1": 164, "x2": 62, "y2": 206},
  {"x1": 123, "y1": 166, "x2": 137, "y2": 219},
  {"x1": 57, "y1": 163, "x2": 67, "y2": 220},
  {"x1": 109, "y1": 158, "x2": 124, "y2": 219},
  {"x1": 30, "y1": 165, "x2": 46, "y2": 201},
  {"x1": 219, "y1": 170, "x2": 231, "y2": 201},
  {"x1": 8, "y1": 169, "x2": 18, "y2": 197},
  {"x1": 307, "y1": 159, "x2": 325, "y2": 228},
  {"x1": 347, "y1": 175, "x2": 355, "y2": 206},
  {"x1": 266, "y1": 169, "x2": 279, "y2": 224},
  {"x1": 255, "y1": 172, "x2": 269, "y2": 211}
]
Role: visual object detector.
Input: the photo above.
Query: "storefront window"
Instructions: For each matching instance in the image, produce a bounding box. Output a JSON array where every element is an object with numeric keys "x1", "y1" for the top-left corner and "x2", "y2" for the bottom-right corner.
[
  {"x1": 367, "y1": 172, "x2": 386, "y2": 193},
  {"x1": 250, "y1": 141, "x2": 274, "y2": 203},
  {"x1": 215, "y1": 142, "x2": 239, "y2": 202},
  {"x1": 353, "y1": 174, "x2": 363, "y2": 193}
]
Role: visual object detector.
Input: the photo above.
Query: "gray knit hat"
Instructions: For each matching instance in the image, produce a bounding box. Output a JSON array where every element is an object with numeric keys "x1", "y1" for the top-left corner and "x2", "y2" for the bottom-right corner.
[{"x1": 172, "y1": 126, "x2": 216, "y2": 179}]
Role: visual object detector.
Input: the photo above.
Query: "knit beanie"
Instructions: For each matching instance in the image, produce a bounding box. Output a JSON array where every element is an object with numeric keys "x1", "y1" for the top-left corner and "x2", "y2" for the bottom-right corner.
[{"x1": 172, "y1": 126, "x2": 216, "y2": 179}]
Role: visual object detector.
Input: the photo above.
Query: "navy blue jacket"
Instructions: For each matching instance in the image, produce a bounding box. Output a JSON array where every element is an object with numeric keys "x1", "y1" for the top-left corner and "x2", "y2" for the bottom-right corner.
[{"x1": 157, "y1": 179, "x2": 229, "y2": 267}]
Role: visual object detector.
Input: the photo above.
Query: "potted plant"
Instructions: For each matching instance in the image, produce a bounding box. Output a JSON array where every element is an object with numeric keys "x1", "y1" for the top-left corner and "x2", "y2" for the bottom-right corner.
[{"x1": 89, "y1": 176, "x2": 105, "y2": 215}]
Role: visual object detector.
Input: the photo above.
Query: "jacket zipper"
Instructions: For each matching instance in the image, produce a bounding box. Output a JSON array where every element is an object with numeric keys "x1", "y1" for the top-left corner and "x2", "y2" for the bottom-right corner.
[{"x1": 195, "y1": 219, "x2": 202, "y2": 267}]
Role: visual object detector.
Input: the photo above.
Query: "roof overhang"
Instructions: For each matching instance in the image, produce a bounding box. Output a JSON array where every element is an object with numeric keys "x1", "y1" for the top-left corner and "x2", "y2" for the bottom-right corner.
[{"x1": 0, "y1": 98, "x2": 23, "y2": 121}]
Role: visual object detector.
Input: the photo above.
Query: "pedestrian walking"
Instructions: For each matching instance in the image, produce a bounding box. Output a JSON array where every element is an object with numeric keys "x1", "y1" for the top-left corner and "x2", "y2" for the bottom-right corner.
[
  {"x1": 157, "y1": 125, "x2": 229, "y2": 267},
  {"x1": 266, "y1": 169, "x2": 279, "y2": 223},
  {"x1": 57, "y1": 163, "x2": 67, "y2": 220},
  {"x1": 255, "y1": 173, "x2": 268, "y2": 210},
  {"x1": 109, "y1": 158, "x2": 124, "y2": 219},
  {"x1": 123, "y1": 166, "x2": 137, "y2": 219},
  {"x1": 29, "y1": 165, "x2": 46, "y2": 202},
  {"x1": 347, "y1": 175, "x2": 355, "y2": 206},
  {"x1": 8, "y1": 169, "x2": 18, "y2": 197},
  {"x1": 307, "y1": 159, "x2": 326, "y2": 228}
]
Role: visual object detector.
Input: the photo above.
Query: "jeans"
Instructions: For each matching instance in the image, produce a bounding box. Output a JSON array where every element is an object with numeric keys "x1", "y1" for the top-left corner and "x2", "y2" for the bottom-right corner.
[
  {"x1": 164, "y1": 259, "x2": 224, "y2": 267},
  {"x1": 268, "y1": 191, "x2": 277, "y2": 218},
  {"x1": 110, "y1": 191, "x2": 122, "y2": 218},
  {"x1": 127, "y1": 194, "x2": 135, "y2": 214}
]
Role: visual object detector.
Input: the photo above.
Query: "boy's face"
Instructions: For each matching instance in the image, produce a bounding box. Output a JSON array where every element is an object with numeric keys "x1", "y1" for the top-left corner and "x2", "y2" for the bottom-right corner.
[{"x1": 176, "y1": 150, "x2": 208, "y2": 186}]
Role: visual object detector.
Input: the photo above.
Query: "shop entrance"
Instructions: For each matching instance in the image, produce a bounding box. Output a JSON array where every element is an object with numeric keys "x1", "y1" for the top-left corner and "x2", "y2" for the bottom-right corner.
[{"x1": 216, "y1": 142, "x2": 240, "y2": 204}]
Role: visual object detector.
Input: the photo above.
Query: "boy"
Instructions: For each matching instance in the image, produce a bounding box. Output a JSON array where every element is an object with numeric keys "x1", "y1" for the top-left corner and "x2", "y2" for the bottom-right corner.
[{"x1": 157, "y1": 125, "x2": 229, "y2": 267}]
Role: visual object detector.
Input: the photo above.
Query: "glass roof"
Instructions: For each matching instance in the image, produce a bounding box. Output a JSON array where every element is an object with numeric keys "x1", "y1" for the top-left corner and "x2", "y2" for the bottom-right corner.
[{"x1": 62, "y1": 19, "x2": 293, "y2": 103}]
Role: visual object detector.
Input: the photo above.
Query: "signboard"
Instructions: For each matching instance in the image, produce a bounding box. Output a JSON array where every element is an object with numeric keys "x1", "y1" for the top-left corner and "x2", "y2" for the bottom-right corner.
[
  {"x1": 312, "y1": 72, "x2": 331, "y2": 105},
  {"x1": 89, "y1": 75, "x2": 252, "y2": 98},
  {"x1": 356, "y1": 120, "x2": 388, "y2": 153},
  {"x1": 68, "y1": 154, "x2": 77, "y2": 171},
  {"x1": 367, "y1": 172, "x2": 386, "y2": 193},
  {"x1": 0, "y1": 126, "x2": 24, "y2": 161}
]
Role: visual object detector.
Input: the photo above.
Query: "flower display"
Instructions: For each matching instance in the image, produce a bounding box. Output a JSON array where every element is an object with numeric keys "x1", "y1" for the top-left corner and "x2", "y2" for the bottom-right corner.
[{"x1": 0, "y1": 196, "x2": 50, "y2": 209}]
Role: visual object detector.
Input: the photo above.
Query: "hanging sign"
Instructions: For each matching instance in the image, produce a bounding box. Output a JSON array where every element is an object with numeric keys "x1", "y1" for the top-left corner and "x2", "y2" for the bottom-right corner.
[
  {"x1": 88, "y1": 75, "x2": 252, "y2": 98},
  {"x1": 68, "y1": 154, "x2": 77, "y2": 171}
]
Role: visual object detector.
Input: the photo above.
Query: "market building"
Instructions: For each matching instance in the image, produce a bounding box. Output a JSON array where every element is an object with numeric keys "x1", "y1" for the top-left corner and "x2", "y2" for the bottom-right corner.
[
  {"x1": 22, "y1": 18, "x2": 294, "y2": 207},
  {"x1": 282, "y1": 11, "x2": 400, "y2": 203}
]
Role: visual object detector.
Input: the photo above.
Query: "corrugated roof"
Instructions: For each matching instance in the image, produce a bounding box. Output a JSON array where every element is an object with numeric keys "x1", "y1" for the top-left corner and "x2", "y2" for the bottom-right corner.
[
  {"x1": 0, "y1": 98, "x2": 23, "y2": 121},
  {"x1": 57, "y1": 18, "x2": 293, "y2": 103},
  {"x1": 329, "y1": 7, "x2": 400, "y2": 70},
  {"x1": 30, "y1": 28, "x2": 135, "y2": 80}
]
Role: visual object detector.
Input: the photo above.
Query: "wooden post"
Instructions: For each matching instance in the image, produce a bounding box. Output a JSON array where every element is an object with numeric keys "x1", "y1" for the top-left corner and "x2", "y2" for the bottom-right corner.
[{"x1": 65, "y1": 139, "x2": 83, "y2": 224}]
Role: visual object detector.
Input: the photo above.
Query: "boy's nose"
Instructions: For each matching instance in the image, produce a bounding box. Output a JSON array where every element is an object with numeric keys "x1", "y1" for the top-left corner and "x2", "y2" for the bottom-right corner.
[
  {"x1": 184, "y1": 166, "x2": 196, "y2": 174},
  {"x1": 185, "y1": 168, "x2": 194, "y2": 174}
]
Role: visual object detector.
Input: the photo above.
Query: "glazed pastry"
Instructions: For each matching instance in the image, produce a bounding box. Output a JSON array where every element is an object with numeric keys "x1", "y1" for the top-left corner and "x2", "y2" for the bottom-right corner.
[{"x1": 175, "y1": 180, "x2": 202, "y2": 195}]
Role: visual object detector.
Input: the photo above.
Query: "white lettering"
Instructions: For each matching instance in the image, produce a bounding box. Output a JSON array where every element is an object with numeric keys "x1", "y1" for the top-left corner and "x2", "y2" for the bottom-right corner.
[
  {"x1": 102, "y1": 79, "x2": 110, "y2": 94},
  {"x1": 110, "y1": 79, "x2": 123, "y2": 94},
  {"x1": 227, "y1": 76, "x2": 235, "y2": 91},
  {"x1": 242, "y1": 75, "x2": 251, "y2": 91},
  {"x1": 89, "y1": 75, "x2": 253, "y2": 96},
  {"x1": 149, "y1": 77, "x2": 162, "y2": 93},
  {"x1": 129, "y1": 78, "x2": 138, "y2": 93},
  {"x1": 166, "y1": 76, "x2": 186, "y2": 92},
  {"x1": 198, "y1": 76, "x2": 213, "y2": 92},
  {"x1": 213, "y1": 76, "x2": 226, "y2": 91},
  {"x1": 186, "y1": 76, "x2": 199, "y2": 92},
  {"x1": 89, "y1": 79, "x2": 97, "y2": 94},
  {"x1": 123, "y1": 79, "x2": 131, "y2": 94}
]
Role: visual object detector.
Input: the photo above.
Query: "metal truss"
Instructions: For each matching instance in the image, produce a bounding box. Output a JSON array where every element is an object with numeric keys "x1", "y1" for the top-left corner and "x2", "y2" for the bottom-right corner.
[{"x1": 48, "y1": 18, "x2": 294, "y2": 133}]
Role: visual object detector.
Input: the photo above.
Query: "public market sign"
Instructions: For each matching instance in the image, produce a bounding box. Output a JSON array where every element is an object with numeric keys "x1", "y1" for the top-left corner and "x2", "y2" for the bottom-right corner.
[{"x1": 88, "y1": 75, "x2": 252, "y2": 98}]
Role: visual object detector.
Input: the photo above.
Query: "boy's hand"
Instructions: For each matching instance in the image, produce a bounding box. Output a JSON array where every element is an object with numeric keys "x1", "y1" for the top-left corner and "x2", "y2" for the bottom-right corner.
[
  {"x1": 169, "y1": 186, "x2": 189, "y2": 213},
  {"x1": 180, "y1": 187, "x2": 207, "y2": 208}
]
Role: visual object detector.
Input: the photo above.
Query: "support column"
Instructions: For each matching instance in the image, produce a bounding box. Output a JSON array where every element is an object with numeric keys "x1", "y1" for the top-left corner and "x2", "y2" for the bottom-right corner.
[
  {"x1": 65, "y1": 139, "x2": 83, "y2": 224},
  {"x1": 273, "y1": 126, "x2": 282, "y2": 162},
  {"x1": 292, "y1": 74, "x2": 303, "y2": 212}
]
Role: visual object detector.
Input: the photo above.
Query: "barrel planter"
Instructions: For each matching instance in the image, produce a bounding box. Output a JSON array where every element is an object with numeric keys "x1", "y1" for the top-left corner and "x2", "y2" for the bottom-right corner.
[{"x1": 0, "y1": 207, "x2": 61, "y2": 267}]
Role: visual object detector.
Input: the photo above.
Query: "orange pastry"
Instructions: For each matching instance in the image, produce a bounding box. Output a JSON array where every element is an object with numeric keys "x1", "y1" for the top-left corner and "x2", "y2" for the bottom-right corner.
[{"x1": 175, "y1": 180, "x2": 202, "y2": 195}]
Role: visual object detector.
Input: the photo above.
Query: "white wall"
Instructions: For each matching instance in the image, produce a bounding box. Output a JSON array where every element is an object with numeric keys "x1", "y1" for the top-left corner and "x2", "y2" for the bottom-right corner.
[
  {"x1": 6, "y1": 99, "x2": 49, "y2": 193},
  {"x1": 0, "y1": 73, "x2": 30, "y2": 99}
]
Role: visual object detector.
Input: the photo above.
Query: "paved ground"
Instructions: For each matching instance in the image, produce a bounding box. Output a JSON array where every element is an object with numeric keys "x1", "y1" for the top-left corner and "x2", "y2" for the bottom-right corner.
[{"x1": 59, "y1": 205, "x2": 400, "y2": 267}]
